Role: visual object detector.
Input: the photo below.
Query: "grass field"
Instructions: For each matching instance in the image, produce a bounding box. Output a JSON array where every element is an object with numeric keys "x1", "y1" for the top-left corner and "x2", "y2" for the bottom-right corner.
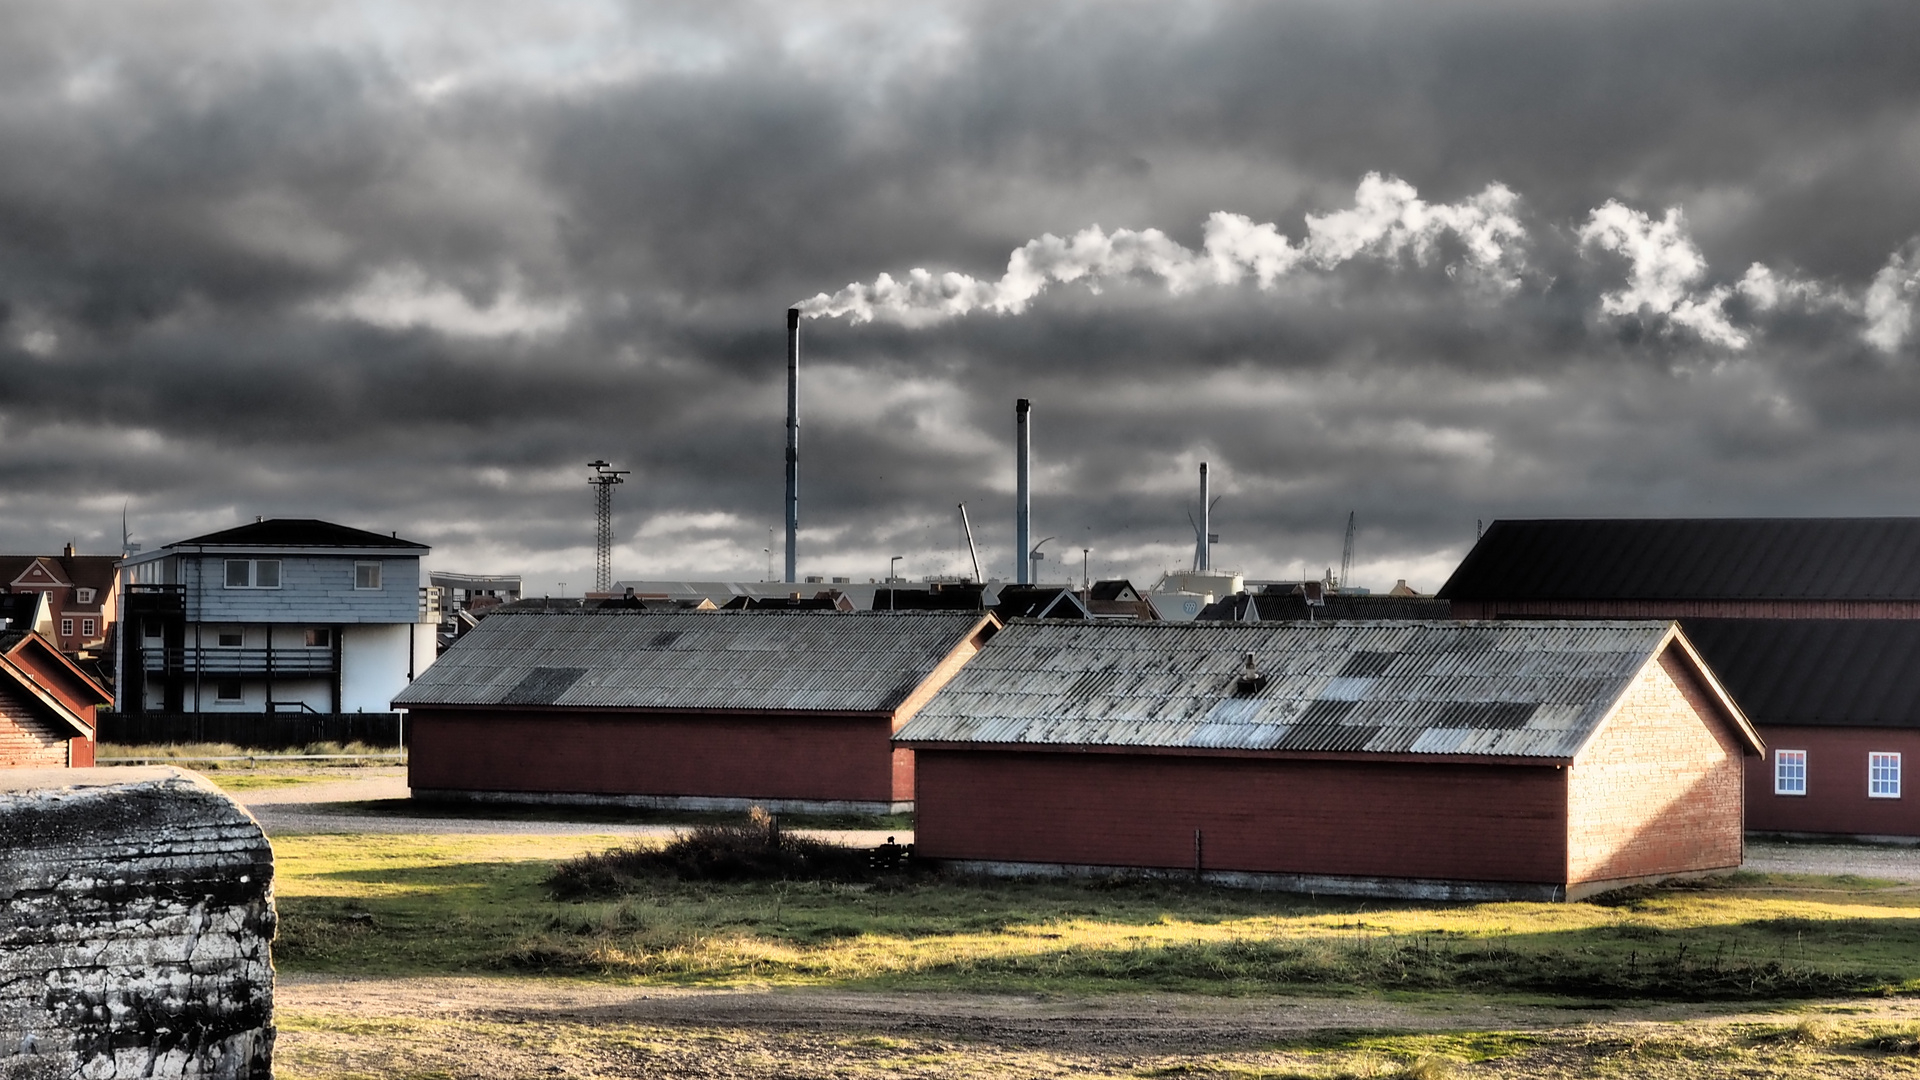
[
  {"x1": 98, "y1": 741, "x2": 404, "y2": 765},
  {"x1": 273, "y1": 833, "x2": 1920, "y2": 1002}
]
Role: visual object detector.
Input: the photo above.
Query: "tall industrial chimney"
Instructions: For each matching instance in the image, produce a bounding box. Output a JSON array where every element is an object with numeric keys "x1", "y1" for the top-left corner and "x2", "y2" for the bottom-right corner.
[
  {"x1": 1198, "y1": 462, "x2": 1210, "y2": 573},
  {"x1": 1015, "y1": 398, "x2": 1031, "y2": 584},
  {"x1": 784, "y1": 308, "x2": 800, "y2": 583}
]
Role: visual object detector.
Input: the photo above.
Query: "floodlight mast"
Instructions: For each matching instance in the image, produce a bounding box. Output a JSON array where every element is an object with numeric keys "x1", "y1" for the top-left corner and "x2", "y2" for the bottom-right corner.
[{"x1": 588, "y1": 460, "x2": 630, "y2": 594}]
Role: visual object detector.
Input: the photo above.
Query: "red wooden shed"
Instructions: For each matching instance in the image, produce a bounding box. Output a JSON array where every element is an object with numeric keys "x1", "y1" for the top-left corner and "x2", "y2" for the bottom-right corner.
[
  {"x1": 0, "y1": 630, "x2": 112, "y2": 768},
  {"x1": 897, "y1": 619, "x2": 1763, "y2": 900},
  {"x1": 397, "y1": 609, "x2": 997, "y2": 813}
]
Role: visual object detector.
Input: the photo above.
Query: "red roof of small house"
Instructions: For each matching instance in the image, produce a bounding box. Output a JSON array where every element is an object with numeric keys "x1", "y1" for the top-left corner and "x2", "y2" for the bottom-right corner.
[{"x1": 0, "y1": 630, "x2": 111, "y2": 740}]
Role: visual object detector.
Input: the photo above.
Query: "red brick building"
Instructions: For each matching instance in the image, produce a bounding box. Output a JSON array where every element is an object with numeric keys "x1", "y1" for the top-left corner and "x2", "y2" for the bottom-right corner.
[
  {"x1": 0, "y1": 547, "x2": 122, "y2": 664},
  {"x1": 0, "y1": 629, "x2": 114, "y2": 768},
  {"x1": 897, "y1": 619, "x2": 1762, "y2": 900},
  {"x1": 1438, "y1": 518, "x2": 1920, "y2": 838},
  {"x1": 396, "y1": 609, "x2": 998, "y2": 813}
]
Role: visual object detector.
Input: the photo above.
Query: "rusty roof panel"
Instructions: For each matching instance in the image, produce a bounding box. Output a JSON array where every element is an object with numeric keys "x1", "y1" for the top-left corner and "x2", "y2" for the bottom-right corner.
[
  {"x1": 395, "y1": 609, "x2": 989, "y2": 713},
  {"x1": 895, "y1": 619, "x2": 1675, "y2": 758}
]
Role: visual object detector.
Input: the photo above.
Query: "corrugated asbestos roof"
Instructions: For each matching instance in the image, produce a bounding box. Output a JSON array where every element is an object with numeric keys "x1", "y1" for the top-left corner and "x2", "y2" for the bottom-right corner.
[
  {"x1": 395, "y1": 609, "x2": 989, "y2": 713},
  {"x1": 896, "y1": 619, "x2": 1677, "y2": 759},
  {"x1": 1438, "y1": 518, "x2": 1920, "y2": 601},
  {"x1": 1681, "y1": 619, "x2": 1920, "y2": 728}
]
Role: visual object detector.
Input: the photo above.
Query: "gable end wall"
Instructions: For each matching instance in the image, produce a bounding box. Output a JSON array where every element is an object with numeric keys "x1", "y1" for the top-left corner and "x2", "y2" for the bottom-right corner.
[
  {"x1": 1, "y1": 681, "x2": 71, "y2": 768},
  {"x1": 1566, "y1": 649, "x2": 1745, "y2": 884}
]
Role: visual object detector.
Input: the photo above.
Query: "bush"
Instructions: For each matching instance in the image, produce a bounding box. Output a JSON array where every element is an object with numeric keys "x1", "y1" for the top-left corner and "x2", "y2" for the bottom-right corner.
[{"x1": 549, "y1": 807, "x2": 901, "y2": 897}]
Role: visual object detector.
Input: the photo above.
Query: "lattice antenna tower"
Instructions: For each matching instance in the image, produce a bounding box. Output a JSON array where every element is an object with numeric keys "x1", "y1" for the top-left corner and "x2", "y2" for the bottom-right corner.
[{"x1": 587, "y1": 460, "x2": 630, "y2": 594}]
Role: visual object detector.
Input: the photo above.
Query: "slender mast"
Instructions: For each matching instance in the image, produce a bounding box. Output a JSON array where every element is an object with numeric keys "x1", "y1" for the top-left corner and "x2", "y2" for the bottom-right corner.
[{"x1": 784, "y1": 308, "x2": 800, "y2": 583}]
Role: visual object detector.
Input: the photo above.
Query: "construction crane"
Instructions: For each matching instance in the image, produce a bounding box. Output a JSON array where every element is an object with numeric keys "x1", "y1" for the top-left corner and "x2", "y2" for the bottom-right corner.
[{"x1": 1338, "y1": 511, "x2": 1356, "y2": 592}]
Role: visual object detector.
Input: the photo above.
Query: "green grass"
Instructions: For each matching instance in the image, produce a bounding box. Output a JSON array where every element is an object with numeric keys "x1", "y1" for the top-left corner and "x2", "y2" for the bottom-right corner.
[{"x1": 271, "y1": 833, "x2": 1920, "y2": 1002}]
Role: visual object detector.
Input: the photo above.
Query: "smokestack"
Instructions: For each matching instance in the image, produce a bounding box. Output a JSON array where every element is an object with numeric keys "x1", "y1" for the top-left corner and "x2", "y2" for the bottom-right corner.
[
  {"x1": 1015, "y1": 399, "x2": 1031, "y2": 584},
  {"x1": 784, "y1": 308, "x2": 800, "y2": 583},
  {"x1": 1199, "y1": 462, "x2": 1210, "y2": 573}
]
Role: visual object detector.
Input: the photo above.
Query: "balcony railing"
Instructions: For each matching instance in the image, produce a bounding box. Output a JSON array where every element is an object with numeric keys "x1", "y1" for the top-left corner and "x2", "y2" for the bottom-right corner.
[{"x1": 137, "y1": 647, "x2": 337, "y2": 676}]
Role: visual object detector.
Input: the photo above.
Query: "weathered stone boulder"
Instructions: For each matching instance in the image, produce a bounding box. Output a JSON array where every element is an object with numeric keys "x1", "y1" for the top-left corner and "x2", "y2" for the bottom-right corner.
[{"x1": 1, "y1": 766, "x2": 274, "y2": 1079}]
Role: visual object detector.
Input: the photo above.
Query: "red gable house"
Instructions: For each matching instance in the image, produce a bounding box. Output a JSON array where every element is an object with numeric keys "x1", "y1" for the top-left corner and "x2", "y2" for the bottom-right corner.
[
  {"x1": 0, "y1": 545, "x2": 122, "y2": 664},
  {"x1": 0, "y1": 630, "x2": 113, "y2": 767}
]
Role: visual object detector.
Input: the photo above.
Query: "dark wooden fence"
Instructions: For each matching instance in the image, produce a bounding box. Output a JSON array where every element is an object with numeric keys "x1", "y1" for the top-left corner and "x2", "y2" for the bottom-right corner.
[{"x1": 98, "y1": 712, "x2": 407, "y2": 749}]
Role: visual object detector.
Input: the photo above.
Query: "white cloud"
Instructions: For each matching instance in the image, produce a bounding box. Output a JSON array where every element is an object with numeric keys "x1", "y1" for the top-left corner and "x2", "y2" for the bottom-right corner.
[{"x1": 312, "y1": 266, "x2": 578, "y2": 338}]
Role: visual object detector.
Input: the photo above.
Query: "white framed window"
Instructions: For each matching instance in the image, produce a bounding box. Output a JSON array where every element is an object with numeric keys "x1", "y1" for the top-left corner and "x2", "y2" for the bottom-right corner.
[
  {"x1": 354, "y1": 561, "x2": 382, "y2": 590},
  {"x1": 1774, "y1": 749, "x2": 1807, "y2": 796},
  {"x1": 224, "y1": 559, "x2": 282, "y2": 588},
  {"x1": 81, "y1": 618, "x2": 95, "y2": 637},
  {"x1": 214, "y1": 678, "x2": 243, "y2": 702},
  {"x1": 75, "y1": 588, "x2": 95, "y2": 604},
  {"x1": 59, "y1": 618, "x2": 73, "y2": 637},
  {"x1": 1870, "y1": 752, "x2": 1902, "y2": 799},
  {"x1": 217, "y1": 631, "x2": 244, "y2": 648},
  {"x1": 304, "y1": 628, "x2": 331, "y2": 648}
]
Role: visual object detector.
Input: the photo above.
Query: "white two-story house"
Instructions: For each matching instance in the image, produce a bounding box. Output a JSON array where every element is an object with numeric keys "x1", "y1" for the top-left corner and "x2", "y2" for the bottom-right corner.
[{"x1": 117, "y1": 519, "x2": 437, "y2": 715}]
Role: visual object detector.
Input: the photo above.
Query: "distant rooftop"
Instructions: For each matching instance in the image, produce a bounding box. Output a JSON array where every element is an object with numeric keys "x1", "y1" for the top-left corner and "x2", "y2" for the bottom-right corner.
[
  {"x1": 1440, "y1": 518, "x2": 1920, "y2": 602},
  {"x1": 167, "y1": 519, "x2": 429, "y2": 551}
]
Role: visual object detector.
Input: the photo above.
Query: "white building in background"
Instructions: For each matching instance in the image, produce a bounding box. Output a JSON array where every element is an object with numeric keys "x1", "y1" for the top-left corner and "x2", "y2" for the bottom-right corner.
[{"x1": 118, "y1": 519, "x2": 437, "y2": 715}]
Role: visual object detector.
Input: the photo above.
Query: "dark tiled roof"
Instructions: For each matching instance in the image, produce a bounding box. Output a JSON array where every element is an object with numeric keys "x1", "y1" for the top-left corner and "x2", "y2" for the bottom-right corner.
[
  {"x1": 1089, "y1": 580, "x2": 1140, "y2": 602},
  {"x1": 396, "y1": 609, "x2": 992, "y2": 712},
  {"x1": 171, "y1": 519, "x2": 429, "y2": 550},
  {"x1": 991, "y1": 587, "x2": 1089, "y2": 620},
  {"x1": 1438, "y1": 519, "x2": 1920, "y2": 602},
  {"x1": 1681, "y1": 619, "x2": 1920, "y2": 729},
  {"x1": 897, "y1": 619, "x2": 1749, "y2": 759}
]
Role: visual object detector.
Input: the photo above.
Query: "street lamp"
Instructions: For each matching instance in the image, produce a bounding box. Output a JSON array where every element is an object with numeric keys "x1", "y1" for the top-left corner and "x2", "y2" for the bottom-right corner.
[{"x1": 888, "y1": 555, "x2": 904, "y2": 610}]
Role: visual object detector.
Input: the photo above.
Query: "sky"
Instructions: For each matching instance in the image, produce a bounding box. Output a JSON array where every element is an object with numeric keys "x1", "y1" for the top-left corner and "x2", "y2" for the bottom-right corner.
[{"x1": 3, "y1": 0, "x2": 1919, "y2": 595}]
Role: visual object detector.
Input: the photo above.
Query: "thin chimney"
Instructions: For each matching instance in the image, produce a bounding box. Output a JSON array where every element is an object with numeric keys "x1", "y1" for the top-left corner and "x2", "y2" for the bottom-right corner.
[
  {"x1": 784, "y1": 308, "x2": 800, "y2": 583},
  {"x1": 1015, "y1": 399, "x2": 1032, "y2": 584},
  {"x1": 1198, "y1": 462, "x2": 1210, "y2": 573}
]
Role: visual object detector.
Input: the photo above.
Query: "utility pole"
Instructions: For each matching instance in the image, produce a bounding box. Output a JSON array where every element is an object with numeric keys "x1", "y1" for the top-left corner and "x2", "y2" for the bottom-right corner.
[{"x1": 588, "y1": 460, "x2": 629, "y2": 595}]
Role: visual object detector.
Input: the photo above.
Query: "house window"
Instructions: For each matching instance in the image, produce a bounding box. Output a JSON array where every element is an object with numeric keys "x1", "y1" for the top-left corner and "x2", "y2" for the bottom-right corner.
[
  {"x1": 76, "y1": 588, "x2": 95, "y2": 604},
  {"x1": 1774, "y1": 750, "x2": 1807, "y2": 796},
  {"x1": 81, "y1": 618, "x2": 95, "y2": 637},
  {"x1": 217, "y1": 632, "x2": 244, "y2": 648},
  {"x1": 59, "y1": 618, "x2": 73, "y2": 637},
  {"x1": 355, "y1": 562, "x2": 382, "y2": 590},
  {"x1": 1870, "y1": 752, "x2": 1902, "y2": 799},
  {"x1": 305, "y1": 628, "x2": 331, "y2": 648},
  {"x1": 224, "y1": 559, "x2": 282, "y2": 588},
  {"x1": 215, "y1": 679, "x2": 243, "y2": 702}
]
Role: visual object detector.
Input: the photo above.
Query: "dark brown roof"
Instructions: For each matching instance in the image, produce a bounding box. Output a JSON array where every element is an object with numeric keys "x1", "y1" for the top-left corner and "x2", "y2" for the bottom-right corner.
[
  {"x1": 991, "y1": 587, "x2": 1089, "y2": 620},
  {"x1": 1680, "y1": 619, "x2": 1920, "y2": 729},
  {"x1": 1438, "y1": 519, "x2": 1920, "y2": 602},
  {"x1": 171, "y1": 519, "x2": 428, "y2": 550}
]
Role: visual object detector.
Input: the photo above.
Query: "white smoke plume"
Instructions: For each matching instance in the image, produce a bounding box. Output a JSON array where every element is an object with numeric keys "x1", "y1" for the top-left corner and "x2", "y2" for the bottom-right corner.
[
  {"x1": 798, "y1": 172, "x2": 1920, "y2": 356},
  {"x1": 795, "y1": 173, "x2": 1526, "y2": 326},
  {"x1": 1864, "y1": 244, "x2": 1920, "y2": 353},
  {"x1": 1576, "y1": 201, "x2": 1746, "y2": 349}
]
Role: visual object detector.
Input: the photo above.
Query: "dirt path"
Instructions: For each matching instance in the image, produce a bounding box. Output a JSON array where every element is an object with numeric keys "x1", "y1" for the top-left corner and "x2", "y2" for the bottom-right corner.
[{"x1": 233, "y1": 766, "x2": 912, "y2": 845}]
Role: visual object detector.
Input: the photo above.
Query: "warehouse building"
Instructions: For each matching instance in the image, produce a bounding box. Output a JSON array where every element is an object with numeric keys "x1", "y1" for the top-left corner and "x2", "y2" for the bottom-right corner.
[
  {"x1": 897, "y1": 619, "x2": 1762, "y2": 900},
  {"x1": 1439, "y1": 517, "x2": 1920, "y2": 838},
  {"x1": 397, "y1": 608, "x2": 997, "y2": 813}
]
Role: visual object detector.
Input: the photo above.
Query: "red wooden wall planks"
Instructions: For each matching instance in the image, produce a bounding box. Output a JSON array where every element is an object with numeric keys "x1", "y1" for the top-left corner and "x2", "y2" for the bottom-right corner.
[
  {"x1": 913, "y1": 750, "x2": 1570, "y2": 884},
  {"x1": 407, "y1": 707, "x2": 899, "y2": 803}
]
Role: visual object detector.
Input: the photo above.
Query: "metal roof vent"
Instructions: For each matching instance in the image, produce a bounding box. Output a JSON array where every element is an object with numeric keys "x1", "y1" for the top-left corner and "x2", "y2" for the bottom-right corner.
[{"x1": 1234, "y1": 652, "x2": 1267, "y2": 695}]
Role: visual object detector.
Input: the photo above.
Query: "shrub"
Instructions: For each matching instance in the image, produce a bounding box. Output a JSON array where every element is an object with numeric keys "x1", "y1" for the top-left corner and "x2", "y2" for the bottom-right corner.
[{"x1": 549, "y1": 807, "x2": 899, "y2": 897}]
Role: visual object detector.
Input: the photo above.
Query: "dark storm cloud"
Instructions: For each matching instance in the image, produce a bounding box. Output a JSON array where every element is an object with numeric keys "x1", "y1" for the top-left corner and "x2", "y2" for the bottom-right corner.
[{"x1": 1, "y1": 0, "x2": 1918, "y2": 590}]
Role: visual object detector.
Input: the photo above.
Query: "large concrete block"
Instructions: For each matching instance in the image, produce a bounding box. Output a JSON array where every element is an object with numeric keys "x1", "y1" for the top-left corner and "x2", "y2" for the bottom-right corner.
[{"x1": 1, "y1": 767, "x2": 274, "y2": 1079}]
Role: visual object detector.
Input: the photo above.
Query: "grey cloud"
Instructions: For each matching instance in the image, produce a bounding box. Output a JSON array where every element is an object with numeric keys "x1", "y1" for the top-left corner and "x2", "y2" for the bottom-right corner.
[{"x1": 1, "y1": 0, "x2": 1919, "y2": 591}]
